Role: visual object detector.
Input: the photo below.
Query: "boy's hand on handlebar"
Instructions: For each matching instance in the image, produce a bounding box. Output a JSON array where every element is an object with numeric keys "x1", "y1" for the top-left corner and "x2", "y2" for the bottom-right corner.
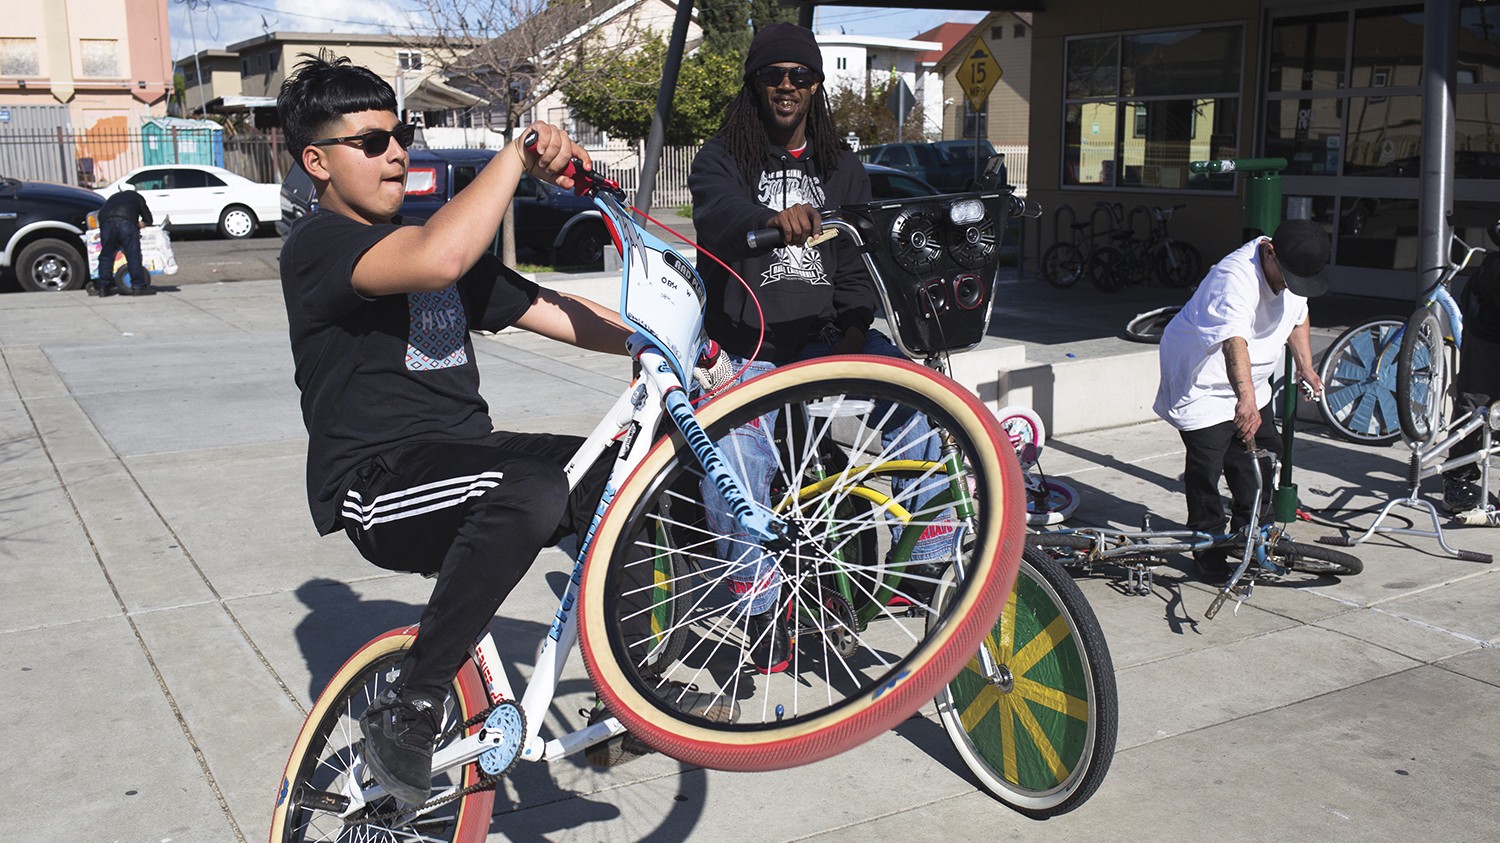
[
  {"x1": 769, "y1": 204, "x2": 821, "y2": 247},
  {"x1": 692, "y1": 340, "x2": 735, "y2": 393},
  {"x1": 518, "y1": 122, "x2": 592, "y2": 191}
]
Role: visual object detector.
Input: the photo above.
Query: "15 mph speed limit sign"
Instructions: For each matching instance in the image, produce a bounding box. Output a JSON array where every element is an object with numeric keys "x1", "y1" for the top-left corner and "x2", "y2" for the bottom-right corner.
[{"x1": 956, "y1": 39, "x2": 1002, "y2": 111}]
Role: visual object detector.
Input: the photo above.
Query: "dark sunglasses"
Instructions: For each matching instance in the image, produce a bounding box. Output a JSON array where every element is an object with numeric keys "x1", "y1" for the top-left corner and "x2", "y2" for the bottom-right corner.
[
  {"x1": 309, "y1": 123, "x2": 416, "y2": 155},
  {"x1": 753, "y1": 65, "x2": 817, "y2": 89}
]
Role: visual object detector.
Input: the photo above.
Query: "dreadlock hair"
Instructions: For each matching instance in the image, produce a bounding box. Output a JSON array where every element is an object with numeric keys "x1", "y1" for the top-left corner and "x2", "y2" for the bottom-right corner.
[
  {"x1": 277, "y1": 51, "x2": 397, "y2": 170},
  {"x1": 716, "y1": 79, "x2": 847, "y2": 184}
]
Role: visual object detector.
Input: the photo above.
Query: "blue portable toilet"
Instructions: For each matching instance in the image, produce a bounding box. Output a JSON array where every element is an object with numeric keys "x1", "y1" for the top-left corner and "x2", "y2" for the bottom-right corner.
[{"x1": 142, "y1": 117, "x2": 224, "y2": 167}]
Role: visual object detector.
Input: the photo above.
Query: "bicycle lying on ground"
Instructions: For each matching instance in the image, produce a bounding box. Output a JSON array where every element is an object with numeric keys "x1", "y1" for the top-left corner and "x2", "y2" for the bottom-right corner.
[
  {"x1": 1317, "y1": 227, "x2": 1488, "y2": 445},
  {"x1": 995, "y1": 404, "x2": 1082, "y2": 526},
  {"x1": 269, "y1": 151, "x2": 1114, "y2": 840},
  {"x1": 1028, "y1": 445, "x2": 1361, "y2": 618}
]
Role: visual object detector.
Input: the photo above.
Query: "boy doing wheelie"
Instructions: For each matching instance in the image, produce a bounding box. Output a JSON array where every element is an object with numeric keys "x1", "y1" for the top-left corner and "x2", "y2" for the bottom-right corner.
[{"x1": 276, "y1": 54, "x2": 633, "y2": 808}]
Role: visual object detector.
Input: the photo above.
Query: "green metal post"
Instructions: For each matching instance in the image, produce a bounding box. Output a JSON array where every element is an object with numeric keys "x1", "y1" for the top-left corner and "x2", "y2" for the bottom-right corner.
[{"x1": 1189, "y1": 156, "x2": 1299, "y2": 523}]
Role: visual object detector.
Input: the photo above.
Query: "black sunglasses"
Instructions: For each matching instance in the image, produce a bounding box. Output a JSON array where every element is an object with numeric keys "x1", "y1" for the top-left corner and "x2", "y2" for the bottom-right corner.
[
  {"x1": 309, "y1": 123, "x2": 417, "y2": 155},
  {"x1": 753, "y1": 65, "x2": 817, "y2": 89}
]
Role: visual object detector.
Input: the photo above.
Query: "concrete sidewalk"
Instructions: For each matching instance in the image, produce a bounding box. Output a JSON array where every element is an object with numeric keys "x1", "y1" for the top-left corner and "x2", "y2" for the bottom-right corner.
[{"x1": 2, "y1": 280, "x2": 1498, "y2": 841}]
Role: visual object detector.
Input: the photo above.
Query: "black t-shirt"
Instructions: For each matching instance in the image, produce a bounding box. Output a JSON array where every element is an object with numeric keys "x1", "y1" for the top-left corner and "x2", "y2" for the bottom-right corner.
[{"x1": 281, "y1": 211, "x2": 540, "y2": 533}]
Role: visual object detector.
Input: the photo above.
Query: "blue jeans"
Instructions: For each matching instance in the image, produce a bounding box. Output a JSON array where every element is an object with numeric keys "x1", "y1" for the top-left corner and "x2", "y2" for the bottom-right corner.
[{"x1": 700, "y1": 330, "x2": 953, "y2": 616}]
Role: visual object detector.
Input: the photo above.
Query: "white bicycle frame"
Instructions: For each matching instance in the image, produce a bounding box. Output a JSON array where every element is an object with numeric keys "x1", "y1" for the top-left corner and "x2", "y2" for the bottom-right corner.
[{"x1": 337, "y1": 186, "x2": 787, "y2": 818}]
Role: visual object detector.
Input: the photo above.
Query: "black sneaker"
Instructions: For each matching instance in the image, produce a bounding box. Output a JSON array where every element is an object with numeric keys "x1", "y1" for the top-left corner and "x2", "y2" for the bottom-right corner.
[
  {"x1": 1192, "y1": 554, "x2": 1232, "y2": 585},
  {"x1": 359, "y1": 689, "x2": 441, "y2": 807},
  {"x1": 1443, "y1": 476, "x2": 1481, "y2": 513},
  {"x1": 749, "y1": 606, "x2": 794, "y2": 674}
]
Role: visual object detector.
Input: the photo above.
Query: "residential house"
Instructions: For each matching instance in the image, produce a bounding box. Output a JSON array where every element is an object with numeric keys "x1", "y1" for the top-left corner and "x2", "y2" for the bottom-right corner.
[
  {"x1": 499, "y1": 0, "x2": 703, "y2": 142},
  {"x1": 931, "y1": 12, "x2": 1032, "y2": 147},
  {"x1": 817, "y1": 32, "x2": 942, "y2": 142},
  {"x1": 176, "y1": 32, "x2": 483, "y2": 127},
  {"x1": 912, "y1": 22, "x2": 980, "y2": 140},
  {"x1": 0, "y1": 0, "x2": 173, "y2": 182},
  {"x1": 175, "y1": 49, "x2": 241, "y2": 116}
]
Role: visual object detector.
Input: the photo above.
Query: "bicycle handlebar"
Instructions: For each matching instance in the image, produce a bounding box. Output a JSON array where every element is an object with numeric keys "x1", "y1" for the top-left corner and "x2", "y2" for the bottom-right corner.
[
  {"x1": 746, "y1": 194, "x2": 1040, "y2": 250},
  {"x1": 521, "y1": 130, "x2": 622, "y2": 197}
]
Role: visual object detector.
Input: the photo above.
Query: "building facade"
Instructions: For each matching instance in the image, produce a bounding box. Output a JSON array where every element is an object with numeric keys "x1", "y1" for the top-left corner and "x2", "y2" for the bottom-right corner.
[
  {"x1": 934, "y1": 12, "x2": 1033, "y2": 147},
  {"x1": 0, "y1": 0, "x2": 172, "y2": 130},
  {"x1": 1027, "y1": 0, "x2": 1499, "y2": 299}
]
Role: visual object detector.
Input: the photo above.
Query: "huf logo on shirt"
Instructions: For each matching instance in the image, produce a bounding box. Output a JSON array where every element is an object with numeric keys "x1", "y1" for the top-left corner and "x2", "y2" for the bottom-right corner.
[
  {"x1": 406, "y1": 286, "x2": 468, "y2": 371},
  {"x1": 756, "y1": 169, "x2": 828, "y2": 288}
]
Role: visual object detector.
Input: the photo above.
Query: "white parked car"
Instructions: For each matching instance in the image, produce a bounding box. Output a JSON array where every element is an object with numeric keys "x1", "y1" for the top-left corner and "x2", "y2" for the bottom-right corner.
[{"x1": 95, "y1": 164, "x2": 280, "y2": 239}]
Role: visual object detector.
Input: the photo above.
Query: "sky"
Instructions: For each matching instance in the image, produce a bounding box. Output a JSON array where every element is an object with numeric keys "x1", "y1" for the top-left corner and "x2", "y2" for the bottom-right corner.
[{"x1": 167, "y1": 0, "x2": 988, "y2": 62}]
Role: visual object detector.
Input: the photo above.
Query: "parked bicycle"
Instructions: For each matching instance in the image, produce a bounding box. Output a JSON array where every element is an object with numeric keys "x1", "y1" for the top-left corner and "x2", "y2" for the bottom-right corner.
[
  {"x1": 1318, "y1": 226, "x2": 1489, "y2": 444},
  {"x1": 269, "y1": 152, "x2": 1113, "y2": 840},
  {"x1": 1029, "y1": 444, "x2": 1361, "y2": 617},
  {"x1": 1087, "y1": 204, "x2": 1202, "y2": 293},
  {"x1": 1039, "y1": 202, "x2": 1120, "y2": 289}
]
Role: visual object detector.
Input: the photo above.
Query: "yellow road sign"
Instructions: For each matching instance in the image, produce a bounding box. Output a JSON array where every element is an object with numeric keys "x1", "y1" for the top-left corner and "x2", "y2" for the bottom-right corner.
[{"x1": 955, "y1": 38, "x2": 1002, "y2": 112}]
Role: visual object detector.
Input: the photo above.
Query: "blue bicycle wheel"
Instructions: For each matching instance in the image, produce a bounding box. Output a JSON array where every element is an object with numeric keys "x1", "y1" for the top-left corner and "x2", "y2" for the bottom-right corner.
[{"x1": 1318, "y1": 318, "x2": 1404, "y2": 444}]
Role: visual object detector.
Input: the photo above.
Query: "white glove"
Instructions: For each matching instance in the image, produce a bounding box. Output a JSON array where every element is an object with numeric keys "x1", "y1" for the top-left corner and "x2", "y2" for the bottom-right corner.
[{"x1": 692, "y1": 341, "x2": 734, "y2": 393}]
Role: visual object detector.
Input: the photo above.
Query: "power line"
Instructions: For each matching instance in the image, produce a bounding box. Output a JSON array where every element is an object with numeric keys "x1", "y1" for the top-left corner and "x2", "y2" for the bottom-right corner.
[{"x1": 177, "y1": 0, "x2": 418, "y2": 35}]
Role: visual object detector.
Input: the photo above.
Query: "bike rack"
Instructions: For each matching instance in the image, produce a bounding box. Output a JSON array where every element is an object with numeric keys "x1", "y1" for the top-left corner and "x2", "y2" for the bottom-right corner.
[{"x1": 1319, "y1": 405, "x2": 1498, "y2": 562}]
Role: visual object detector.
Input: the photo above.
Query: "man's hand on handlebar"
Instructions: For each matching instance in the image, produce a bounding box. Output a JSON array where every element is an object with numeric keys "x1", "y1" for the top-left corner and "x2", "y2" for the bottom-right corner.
[
  {"x1": 517, "y1": 122, "x2": 592, "y2": 192},
  {"x1": 833, "y1": 325, "x2": 866, "y2": 355},
  {"x1": 767, "y1": 203, "x2": 822, "y2": 248}
]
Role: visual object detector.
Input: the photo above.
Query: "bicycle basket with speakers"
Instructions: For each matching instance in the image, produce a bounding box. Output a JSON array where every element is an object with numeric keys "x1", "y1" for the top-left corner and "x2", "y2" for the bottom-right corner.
[{"x1": 842, "y1": 191, "x2": 1015, "y2": 356}]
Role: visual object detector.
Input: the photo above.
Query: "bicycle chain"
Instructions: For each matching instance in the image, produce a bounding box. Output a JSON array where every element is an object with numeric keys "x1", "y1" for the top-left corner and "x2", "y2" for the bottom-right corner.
[{"x1": 351, "y1": 704, "x2": 502, "y2": 828}]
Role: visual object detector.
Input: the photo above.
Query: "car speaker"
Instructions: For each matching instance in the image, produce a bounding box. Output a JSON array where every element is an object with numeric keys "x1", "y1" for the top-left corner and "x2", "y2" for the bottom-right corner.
[{"x1": 890, "y1": 209, "x2": 943, "y2": 274}]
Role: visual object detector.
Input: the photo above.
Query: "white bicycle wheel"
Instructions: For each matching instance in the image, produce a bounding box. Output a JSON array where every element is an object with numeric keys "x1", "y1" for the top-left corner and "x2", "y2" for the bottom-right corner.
[
  {"x1": 1026, "y1": 477, "x2": 1081, "y2": 526},
  {"x1": 995, "y1": 405, "x2": 1046, "y2": 463}
]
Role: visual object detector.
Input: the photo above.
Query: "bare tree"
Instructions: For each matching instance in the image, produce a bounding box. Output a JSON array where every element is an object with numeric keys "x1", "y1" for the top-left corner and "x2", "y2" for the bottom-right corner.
[{"x1": 401, "y1": 0, "x2": 652, "y2": 264}]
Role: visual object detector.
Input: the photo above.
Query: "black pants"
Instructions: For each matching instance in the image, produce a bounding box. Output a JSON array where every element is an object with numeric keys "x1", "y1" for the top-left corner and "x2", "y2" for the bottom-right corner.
[
  {"x1": 340, "y1": 431, "x2": 612, "y2": 702},
  {"x1": 1179, "y1": 402, "x2": 1282, "y2": 564},
  {"x1": 98, "y1": 218, "x2": 147, "y2": 290},
  {"x1": 1446, "y1": 333, "x2": 1500, "y2": 482}
]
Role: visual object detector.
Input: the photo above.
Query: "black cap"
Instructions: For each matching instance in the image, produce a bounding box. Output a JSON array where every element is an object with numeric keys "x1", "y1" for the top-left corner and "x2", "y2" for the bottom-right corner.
[
  {"x1": 745, "y1": 23, "x2": 823, "y2": 79},
  {"x1": 1271, "y1": 219, "x2": 1330, "y2": 297}
]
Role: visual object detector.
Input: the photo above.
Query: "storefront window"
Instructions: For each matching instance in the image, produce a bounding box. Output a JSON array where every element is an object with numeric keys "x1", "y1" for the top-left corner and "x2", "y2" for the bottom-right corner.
[
  {"x1": 1351, "y1": 5, "x2": 1424, "y2": 90},
  {"x1": 1063, "y1": 26, "x2": 1241, "y2": 191},
  {"x1": 1344, "y1": 95, "x2": 1422, "y2": 176},
  {"x1": 1264, "y1": 98, "x2": 1344, "y2": 176},
  {"x1": 1123, "y1": 28, "x2": 1241, "y2": 96},
  {"x1": 1267, "y1": 12, "x2": 1348, "y2": 93},
  {"x1": 1459, "y1": 3, "x2": 1500, "y2": 83}
]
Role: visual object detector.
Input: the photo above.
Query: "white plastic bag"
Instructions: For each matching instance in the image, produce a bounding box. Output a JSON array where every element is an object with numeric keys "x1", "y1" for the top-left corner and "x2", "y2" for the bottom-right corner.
[{"x1": 85, "y1": 225, "x2": 179, "y2": 280}]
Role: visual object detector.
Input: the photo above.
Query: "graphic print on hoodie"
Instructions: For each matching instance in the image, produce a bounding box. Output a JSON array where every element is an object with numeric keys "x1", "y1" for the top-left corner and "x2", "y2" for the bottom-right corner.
[{"x1": 757, "y1": 168, "x2": 828, "y2": 287}]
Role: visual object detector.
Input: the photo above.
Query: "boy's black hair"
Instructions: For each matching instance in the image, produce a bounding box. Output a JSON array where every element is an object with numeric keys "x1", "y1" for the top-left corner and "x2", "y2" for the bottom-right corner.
[{"x1": 277, "y1": 52, "x2": 397, "y2": 169}]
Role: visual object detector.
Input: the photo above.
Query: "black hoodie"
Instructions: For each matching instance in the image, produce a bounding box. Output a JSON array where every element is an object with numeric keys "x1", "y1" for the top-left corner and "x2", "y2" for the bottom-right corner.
[{"x1": 689, "y1": 136, "x2": 875, "y2": 362}]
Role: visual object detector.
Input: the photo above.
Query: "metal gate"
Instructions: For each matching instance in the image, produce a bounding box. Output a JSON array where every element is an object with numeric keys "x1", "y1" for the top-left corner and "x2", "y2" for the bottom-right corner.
[{"x1": 0, "y1": 105, "x2": 75, "y2": 184}]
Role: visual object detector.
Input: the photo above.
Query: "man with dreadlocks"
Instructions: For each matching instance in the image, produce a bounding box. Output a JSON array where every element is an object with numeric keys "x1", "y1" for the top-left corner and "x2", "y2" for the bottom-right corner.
[{"x1": 688, "y1": 23, "x2": 952, "y2": 674}]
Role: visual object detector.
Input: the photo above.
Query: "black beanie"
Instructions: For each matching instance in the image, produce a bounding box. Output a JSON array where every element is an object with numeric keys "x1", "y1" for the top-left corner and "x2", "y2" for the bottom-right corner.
[{"x1": 744, "y1": 23, "x2": 824, "y2": 79}]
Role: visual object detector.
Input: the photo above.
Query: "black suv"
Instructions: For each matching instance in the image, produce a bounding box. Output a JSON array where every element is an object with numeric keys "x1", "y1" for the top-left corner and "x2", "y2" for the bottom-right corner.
[
  {"x1": 278, "y1": 148, "x2": 608, "y2": 268},
  {"x1": 0, "y1": 176, "x2": 104, "y2": 291}
]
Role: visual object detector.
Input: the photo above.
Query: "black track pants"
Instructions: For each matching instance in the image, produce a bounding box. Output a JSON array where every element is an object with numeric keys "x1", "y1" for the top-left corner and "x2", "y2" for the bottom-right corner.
[{"x1": 340, "y1": 431, "x2": 609, "y2": 701}]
